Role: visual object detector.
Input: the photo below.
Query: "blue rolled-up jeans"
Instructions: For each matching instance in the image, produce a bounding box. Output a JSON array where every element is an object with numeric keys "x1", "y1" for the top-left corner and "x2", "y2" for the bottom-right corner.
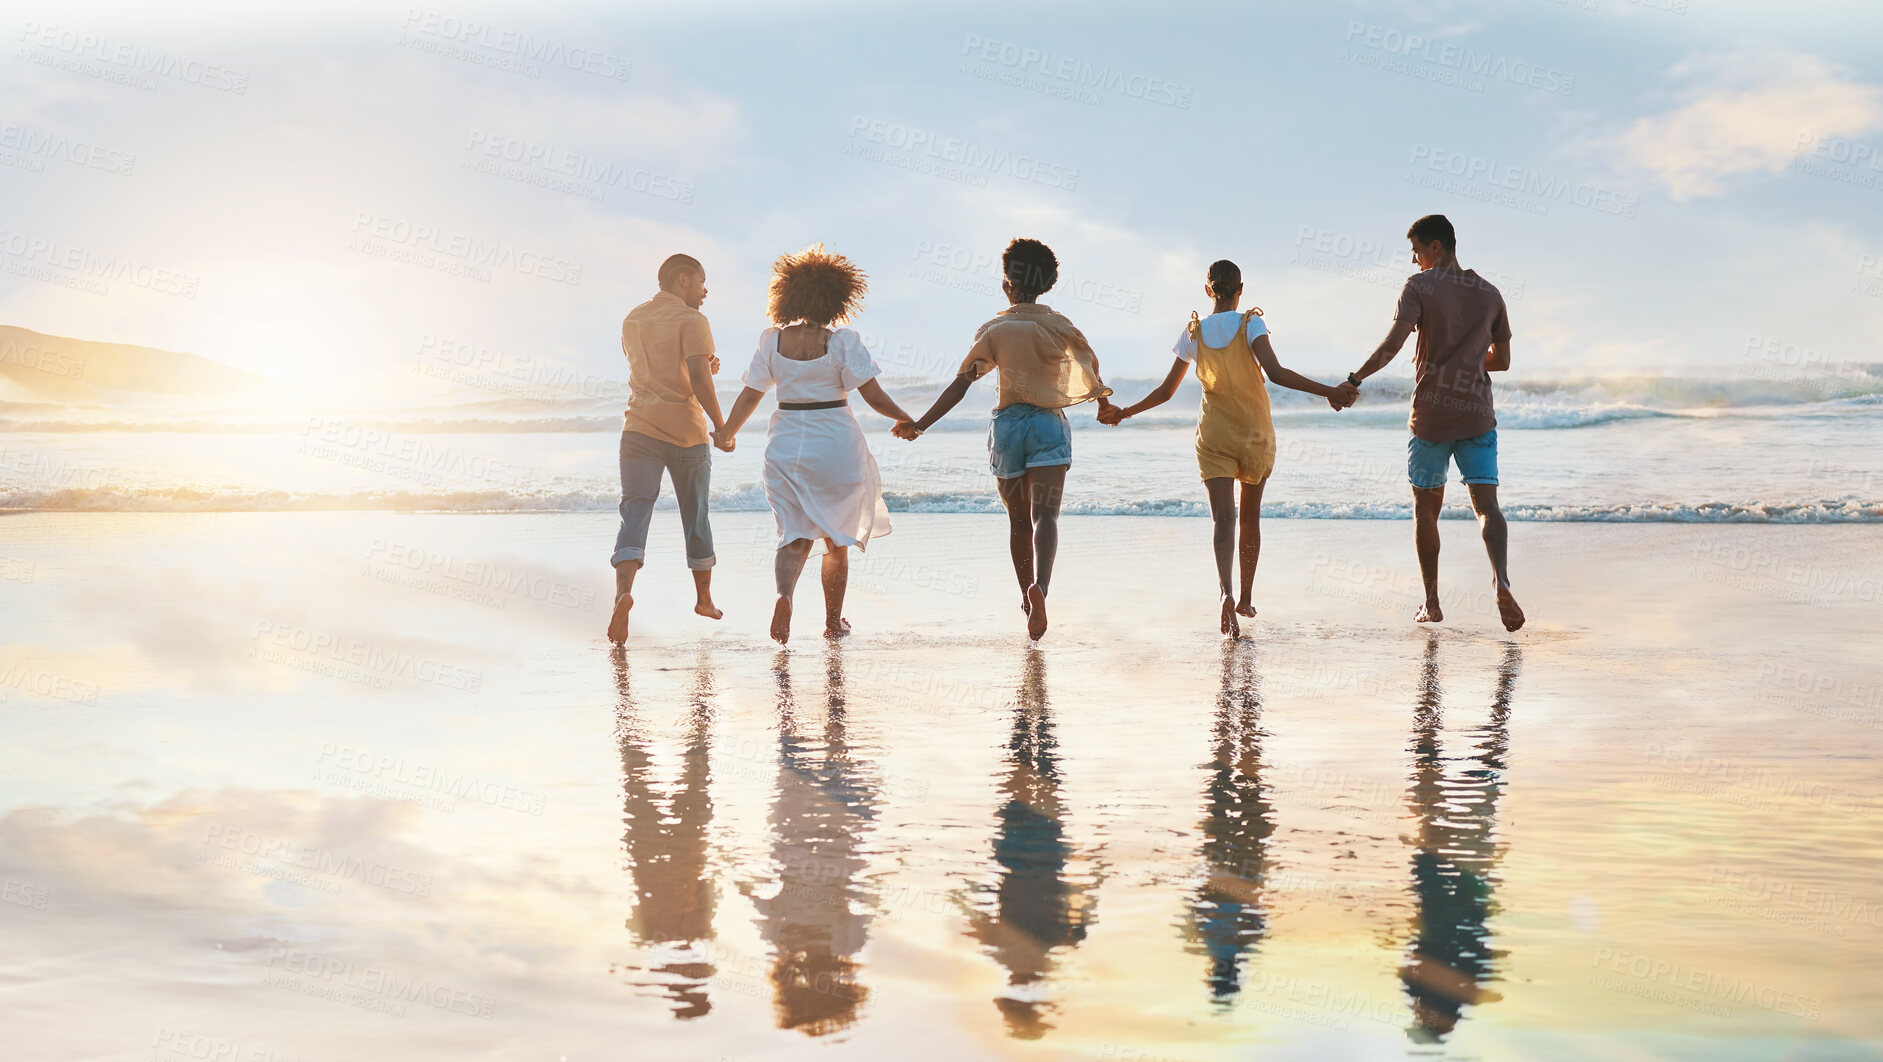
[{"x1": 613, "y1": 430, "x2": 715, "y2": 569}]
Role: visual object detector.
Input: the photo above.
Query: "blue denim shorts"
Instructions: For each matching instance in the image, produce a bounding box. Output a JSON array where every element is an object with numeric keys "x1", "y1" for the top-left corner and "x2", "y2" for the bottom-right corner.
[
  {"x1": 988, "y1": 403, "x2": 1072, "y2": 479},
  {"x1": 1408, "y1": 429, "x2": 1498, "y2": 489}
]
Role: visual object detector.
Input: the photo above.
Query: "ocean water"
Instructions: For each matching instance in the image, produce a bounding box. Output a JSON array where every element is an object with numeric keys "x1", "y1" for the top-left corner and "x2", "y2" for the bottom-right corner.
[{"x1": 2, "y1": 371, "x2": 1880, "y2": 522}]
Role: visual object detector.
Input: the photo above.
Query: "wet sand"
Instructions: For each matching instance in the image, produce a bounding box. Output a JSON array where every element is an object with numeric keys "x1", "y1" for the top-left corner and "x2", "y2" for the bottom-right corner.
[{"x1": 1, "y1": 512, "x2": 1879, "y2": 1060}]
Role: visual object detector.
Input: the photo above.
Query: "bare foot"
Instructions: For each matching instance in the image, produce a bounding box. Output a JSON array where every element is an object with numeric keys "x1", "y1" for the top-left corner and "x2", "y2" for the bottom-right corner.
[
  {"x1": 695, "y1": 598, "x2": 722, "y2": 620},
  {"x1": 607, "y1": 592, "x2": 633, "y2": 643},
  {"x1": 770, "y1": 596, "x2": 792, "y2": 645},
  {"x1": 1415, "y1": 599, "x2": 1444, "y2": 623},
  {"x1": 1025, "y1": 584, "x2": 1048, "y2": 640},
  {"x1": 1220, "y1": 595, "x2": 1240, "y2": 638},
  {"x1": 1495, "y1": 581, "x2": 1525, "y2": 632},
  {"x1": 824, "y1": 617, "x2": 852, "y2": 639},
  {"x1": 1235, "y1": 601, "x2": 1257, "y2": 618}
]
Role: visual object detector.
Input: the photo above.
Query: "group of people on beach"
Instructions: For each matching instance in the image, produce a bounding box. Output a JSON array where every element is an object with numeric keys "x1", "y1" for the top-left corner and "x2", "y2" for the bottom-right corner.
[{"x1": 607, "y1": 213, "x2": 1525, "y2": 645}]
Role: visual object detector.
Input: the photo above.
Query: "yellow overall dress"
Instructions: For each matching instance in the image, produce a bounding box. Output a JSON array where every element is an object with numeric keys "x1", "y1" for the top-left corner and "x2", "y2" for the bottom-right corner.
[{"x1": 1191, "y1": 308, "x2": 1277, "y2": 484}]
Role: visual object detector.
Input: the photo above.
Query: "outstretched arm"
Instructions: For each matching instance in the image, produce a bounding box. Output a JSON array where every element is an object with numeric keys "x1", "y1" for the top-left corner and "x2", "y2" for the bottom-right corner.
[
  {"x1": 1251, "y1": 335, "x2": 1339, "y2": 399},
  {"x1": 685, "y1": 356, "x2": 725, "y2": 434},
  {"x1": 717, "y1": 387, "x2": 764, "y2": 449},
  {"x1": 911, "y1": 369, "x2": 980, "y2": 433},
  {"x1": 1351, "y1": 317, "x2": 1415, "y2": 383},
  {"x1": 857, "y1": 378, "x2": 916, "y2": 425},
  {"x1": 1105, "y1": 357, "x2": 1189, "y2": 424}
]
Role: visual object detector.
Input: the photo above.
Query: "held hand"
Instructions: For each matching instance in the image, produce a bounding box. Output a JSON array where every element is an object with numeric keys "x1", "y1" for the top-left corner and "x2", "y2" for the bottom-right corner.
[
  {"x1": 891, "y1": 420, "x2": 923, "y2": 441},
  {"x1": 1097, "y1": 405, "x2": 1127, "y2": 426},
  {"x1": 711, "y1": 428, "x2": 736, "y2": 452},
  {"x1": 1330, "y1": 380, "x2": 1360, "y2": 410},
  {"x1": 708, "y1": 355, "x2": 722, "y2": 375}
]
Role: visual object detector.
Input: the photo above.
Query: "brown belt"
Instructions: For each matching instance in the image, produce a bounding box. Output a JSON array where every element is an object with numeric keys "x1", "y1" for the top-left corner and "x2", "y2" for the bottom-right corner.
[{"x1": 778, "y1": 400, "x2": 847, "y2": 410}]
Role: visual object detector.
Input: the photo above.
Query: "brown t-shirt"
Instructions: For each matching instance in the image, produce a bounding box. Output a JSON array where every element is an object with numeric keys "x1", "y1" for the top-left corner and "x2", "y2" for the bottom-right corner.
[
  {"x1": 621, "y1": 291, "x2": 715, "y2": 447},
  {"x1": 1395, "y1": 268, "x2": 1511, "y2": 442},
  {"x1": 958, "y1": 303, "x2": 1110, "y2": 411}
]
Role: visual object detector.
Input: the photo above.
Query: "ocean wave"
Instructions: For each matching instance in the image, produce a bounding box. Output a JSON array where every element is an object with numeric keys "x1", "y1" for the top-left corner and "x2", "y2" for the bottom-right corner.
[
  {"x1": 6, "y1": 485, "x2": 1878, "y2": 522},
  {"x1": 7, "y1": 374, "x2": 1877, "y2": 435}
]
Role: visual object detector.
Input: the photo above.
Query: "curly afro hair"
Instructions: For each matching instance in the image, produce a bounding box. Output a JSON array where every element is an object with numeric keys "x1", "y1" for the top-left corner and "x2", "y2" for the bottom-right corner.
[{"x1": 767, "y1": 244, "x2": 868, "y2": 327}]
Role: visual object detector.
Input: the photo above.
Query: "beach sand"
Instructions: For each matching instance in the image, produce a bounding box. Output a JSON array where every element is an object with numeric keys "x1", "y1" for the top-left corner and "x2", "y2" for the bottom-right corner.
[{"x1": 1, "y1": 511, "x2": 1878, "y2": 1060}]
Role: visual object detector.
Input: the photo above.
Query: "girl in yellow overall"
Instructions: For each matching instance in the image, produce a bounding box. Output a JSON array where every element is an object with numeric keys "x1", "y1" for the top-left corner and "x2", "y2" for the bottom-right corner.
[{"x1": 1102, "y1": 260, "x2": 1352, "y2": 636}]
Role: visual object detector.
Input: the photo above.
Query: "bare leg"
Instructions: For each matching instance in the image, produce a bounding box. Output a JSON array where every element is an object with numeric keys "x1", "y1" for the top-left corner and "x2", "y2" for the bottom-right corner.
[
  {"x1": 997, "y1": 474, "x2": 1035, "y2": 614},
  {"x1": 1468, "y1": 483, "x2": 1524, "y2": 631},
  {"x1": 821, "y1": 538, "x2": 851, "y2": 637},
  {"x1": 691, "y1": 569, "x2": 721, "y2": 620},
  {"x1": 1026, "y1": 464, "x2": 1068, "y2": 640},
  {"x1": 608, "y1": 559, "x2": 641, "y2": 643},
  {"x1": 1413, "y1": 486, "x2": 1445, "y2": 623},
  {"x1": 1236, "y1": 477, "x2": 1266, "y2": 618},
  {"x1": 772, "y1": 538, "x2": 813, "y2": 644},
  {"x1": 1203, "y1": 478, "x2": 1238, "y2": 636}
]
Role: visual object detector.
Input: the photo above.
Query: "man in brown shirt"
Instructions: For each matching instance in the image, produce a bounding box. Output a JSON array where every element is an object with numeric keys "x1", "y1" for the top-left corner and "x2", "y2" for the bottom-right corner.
[
  {"x1": 609, "y1": 253, "x2": 728, "y2": 642},
  {"x1": 1339, "y1": 215, "x2": 1524, "y2": 631},
  {"x1": 903, "y1": 238, "x2": 1115, "y2": 640}
]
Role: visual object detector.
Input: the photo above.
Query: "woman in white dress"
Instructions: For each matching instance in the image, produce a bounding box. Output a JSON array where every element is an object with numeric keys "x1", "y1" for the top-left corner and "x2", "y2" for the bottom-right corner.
[{"x1": 718, "y1": 245, "x2": 918, "y2": 644}]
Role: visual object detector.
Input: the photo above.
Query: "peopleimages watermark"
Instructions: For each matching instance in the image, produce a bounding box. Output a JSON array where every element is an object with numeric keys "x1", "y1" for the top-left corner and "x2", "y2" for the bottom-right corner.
[
  {"x1": 250, "y1": 619, "x2": 485, "y2": 693},
  {"x1": 2, "y1": 878, "x2": 49, "y2": 909},
  {"x1": 1342, "y1": 22, "x2": 1575, "y2": 96},
  {"x1": 1859, "y1": 254, "x2": 1883, "y2": 300},
  {"x1": 263, "y1": 946, "x2": 496, "y2": 1019},
  {"x1": 1290, "y1": 225, "x2": 1527, "y2": 300},
  {"x1": 0, "y1": 123, "x2": 135, "y2": 176},
  {"x1": 300, "y1": 415, "x2": 540, "y2": 490},
  {"x1": 0, "y1": 336, "x2": 86, "y2": 380},
  {"x1": 316, "y1": 742, "x2": 547, "y2": 815},
  {"x1": 200, "y1": 822, "x2": 434, "y2": 897},
  {"x1": 1792, "y1": 131, "x2": 1883, "y2": 192},
  {"x1": 1705, "y1": 865, "x2": 1883, "y2": 937},
  {"x1": 1643, "y1": 743, "x2": 1878, "y2": 815},
  {"x1": 1405, "y1": 142, "x2": 1639, "y2": 219},
  {"x1": 397, "y1": 9, "x2": 631, "y2": 82},
  {"x1": 907, "y1": 239, "x2": 1141, "y2": 312},
  {"x1": 957, "y1": 34, "x2": 1193, "y2": 109},
  {"x1": 461, "y1": 128, "x2": 693, "y2": 204},
  {"x1": 1589, "y1": 946, "x2": 1823, "y2": 1020},
  {"x1": 414, "y1": 333, "x2": 629, "y2": 403},
  {"x1": 362, "y1": 537, "x2": 597, "y2": 614},
  {"x1": 16, "y1": 21, "x2": 249, "y2": 93},
  {"x1": 844, "y1": 116, "x2": 1079, "y2": 191},
  {"x1": 348, "y1": 213, "x2": 582, "y2": 286},
  {"x1": 152, "y1": 1027, "x2": 311, "y2": 1062},
  {"x1": 0, "y1": 227, "x2": 199, "y2": 298},
  {"x1": 1739, "y1": 332, "x2": 1869, "y2": 392},
  {"x1": 0, "y1": 663, "x2": 101, "y2": 705}
]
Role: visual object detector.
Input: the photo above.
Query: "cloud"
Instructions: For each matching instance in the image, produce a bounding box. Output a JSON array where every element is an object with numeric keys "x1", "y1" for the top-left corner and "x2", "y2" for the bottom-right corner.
[{"x1": 1609, "y1": 52, "x2": 1883, "y2": 200}]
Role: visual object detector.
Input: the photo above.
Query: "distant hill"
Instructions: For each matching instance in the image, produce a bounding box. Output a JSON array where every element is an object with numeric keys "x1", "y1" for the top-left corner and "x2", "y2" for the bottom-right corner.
[{"x1": 0, "y1": 325, "x2": 283, "y2": 402}]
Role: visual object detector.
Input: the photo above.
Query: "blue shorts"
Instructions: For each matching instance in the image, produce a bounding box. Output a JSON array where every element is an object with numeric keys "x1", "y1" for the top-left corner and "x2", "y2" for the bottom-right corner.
[
  {"x1": 988, "y1": 403, "x2": 1072, "y2": 479},
  {"x1": 1408, "y1": 429, "x2": 1498, "y2": 489}
]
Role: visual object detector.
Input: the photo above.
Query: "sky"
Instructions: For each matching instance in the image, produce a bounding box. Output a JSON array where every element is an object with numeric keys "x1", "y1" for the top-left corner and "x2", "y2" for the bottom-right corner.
[{"x1": 2, "y1": 0, "x2": 1881, "y2": 397}]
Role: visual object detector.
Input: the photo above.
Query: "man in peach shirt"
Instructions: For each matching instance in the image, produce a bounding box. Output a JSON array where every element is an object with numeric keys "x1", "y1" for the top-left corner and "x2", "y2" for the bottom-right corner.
[{"x1": 609, "y1": 254, "x2": 729, "y2": 642}]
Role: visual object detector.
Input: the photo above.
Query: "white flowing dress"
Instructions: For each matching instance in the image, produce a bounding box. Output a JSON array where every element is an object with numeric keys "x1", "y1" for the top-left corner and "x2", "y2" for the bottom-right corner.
[{"x1": 742, "y1": 328, "x2": 893, "y2": 551}]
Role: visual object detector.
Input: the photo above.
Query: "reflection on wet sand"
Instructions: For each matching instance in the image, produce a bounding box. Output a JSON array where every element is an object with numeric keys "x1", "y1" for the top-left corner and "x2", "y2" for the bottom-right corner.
[
  {"x1": 965, "y1": 648, "x2": 1100, "y2": 1039},
  {"x1": 751, "y1": 646, "x2": 880, "y2": 1036},
  {"x1": 1399, "y1": 638, "x2": 1521, "y2": 1042},
  {"x1": 1183, "y1": 641, "x2": 1274, "y2": 1003},
  {"x1": 612, "y1": 646, "x2": 719, "y2": 1018}
]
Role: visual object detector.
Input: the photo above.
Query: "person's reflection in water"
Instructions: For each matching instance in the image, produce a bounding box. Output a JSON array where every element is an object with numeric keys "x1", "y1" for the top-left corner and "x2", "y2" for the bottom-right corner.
[
  {"x1": 966, "y1": 647, "x2": 1099, "y2": 1039},
  {"x1": 751, "y1": 645, "x2": 879, "y2": 1036},
  {"x1": 1183, "y1": 640, "x2": 1274, "y2": 1003},
  {"x1": 1399, "y1": 638, "x2": 1521, "y2": 1042},
  {"x1": 613, "y1": 645, "x2": 718, "y2": 1018}
]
